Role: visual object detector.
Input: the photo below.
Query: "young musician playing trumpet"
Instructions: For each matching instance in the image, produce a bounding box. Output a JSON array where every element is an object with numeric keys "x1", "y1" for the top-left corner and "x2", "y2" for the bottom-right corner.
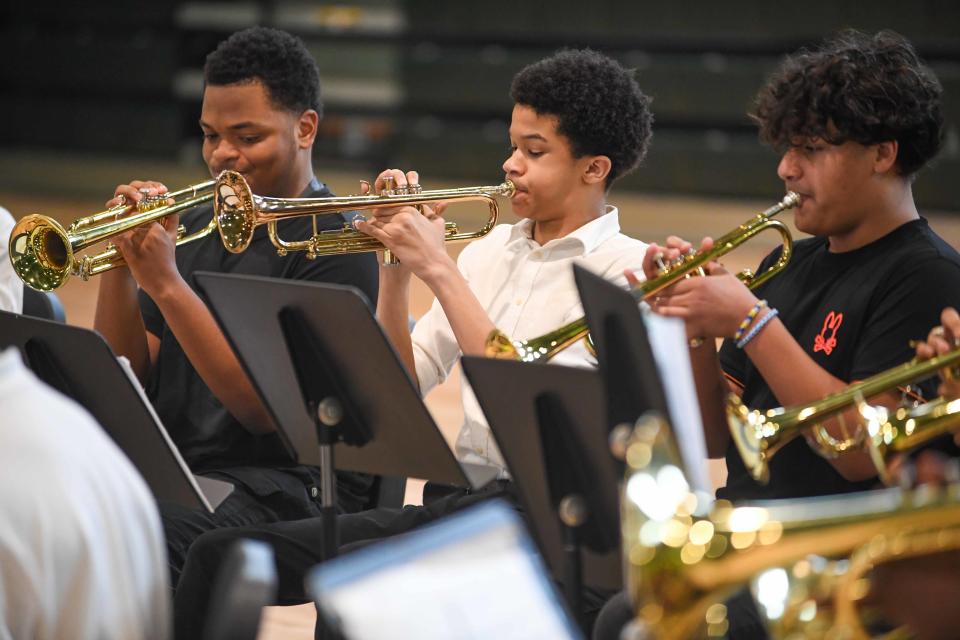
[
  {"x1": 94, "y1": 27, "x2": 379, "y2": 588},
  {"x1": 645, "y1": 29, "x2": 960, "y2": 500},
  {"x1": 172, "y1": 48, "x2": 653, "y2": 637},
  {"x1": 637, "y1": 29, "x2": 960, "y2": 638}
]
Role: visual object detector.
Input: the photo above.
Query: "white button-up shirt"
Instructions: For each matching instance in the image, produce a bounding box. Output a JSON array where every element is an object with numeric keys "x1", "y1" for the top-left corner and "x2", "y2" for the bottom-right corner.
[
  {"x1": 411, "y1": 207, "x2": 647, "y2": 477},
  {"x1": 0, "y1": 207, "x2": 24, "y2": 314},
  {"x1": 0, "y1": 348, "x2": 170, "y2": 640}
]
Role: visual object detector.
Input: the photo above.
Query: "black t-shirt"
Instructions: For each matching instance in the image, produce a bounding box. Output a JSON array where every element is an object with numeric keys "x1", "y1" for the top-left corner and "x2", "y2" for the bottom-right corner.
[
  {"x1": 139, "y1": 178, "x2": 379, "y2": 508},
  {"x1": 718, "y1": 218, "x2": 960, "y2": 501}
]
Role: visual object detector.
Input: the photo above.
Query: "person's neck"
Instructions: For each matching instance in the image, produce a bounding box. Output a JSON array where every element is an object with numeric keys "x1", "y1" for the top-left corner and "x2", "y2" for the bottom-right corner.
[
  {"x1": 279, "y1": 159, "x2": 316, "y2": 198},
  {"x1": 828, "y1": 182, "x2": 919, "y2": 253},
  {"x1": 531, "y1": 194, "x2": 607, "y2": 246}
]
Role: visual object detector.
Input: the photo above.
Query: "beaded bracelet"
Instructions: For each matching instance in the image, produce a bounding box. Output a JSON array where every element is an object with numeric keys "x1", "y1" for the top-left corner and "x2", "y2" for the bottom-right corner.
[
  {"x1": 733, "y1": 300, "x2": 768, "y2": 343},
  {"x1": 737, "y1": 307, "x2": 779, "y2": 349}
]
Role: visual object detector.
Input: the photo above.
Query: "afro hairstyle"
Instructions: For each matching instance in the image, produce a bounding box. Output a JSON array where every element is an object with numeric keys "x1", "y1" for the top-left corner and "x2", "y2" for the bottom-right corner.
[
  {"x1": 510, "y1": 49, "x2": 653, "y2": 188},
  {"x1": 752, "y1": 29, "x2": 943, "y2": 177}
]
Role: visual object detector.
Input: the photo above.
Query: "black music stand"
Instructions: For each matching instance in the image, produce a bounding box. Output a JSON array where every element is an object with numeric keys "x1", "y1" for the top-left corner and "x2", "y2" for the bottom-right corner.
[
  {"x1": 194, "y1": 273, "x2": 498, "y2": 560},
  {"x1": 573, "y1": 264, "x2": 711, "y2": 495},
  {"x1": 460, "y1": 357, "x2": 620, "y2": 630},
  {"x1": 0, "y1": 311, "x2": 233, "y2": 511},
  {"x1": 573, "y1": 265, "x2": 671, "y2": 432}
]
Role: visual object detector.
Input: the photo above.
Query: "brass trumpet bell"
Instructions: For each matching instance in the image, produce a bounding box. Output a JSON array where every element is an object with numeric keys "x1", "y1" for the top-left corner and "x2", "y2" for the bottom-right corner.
[
  {"x1": 213, "y1": 170, "x2": 514, "y2": 264},
  {"x1": 729, "y1": 346, "x2": 960, "y2": 484},
  {"x1": 486, "y1": 192, "x2": 800, "y2": 362},
  {"x1": 8, "y1": 180, "x2": 215, "y2": 291},
  {"x1": 861, "y1": 395, "x2": 960, "y2": 486}
]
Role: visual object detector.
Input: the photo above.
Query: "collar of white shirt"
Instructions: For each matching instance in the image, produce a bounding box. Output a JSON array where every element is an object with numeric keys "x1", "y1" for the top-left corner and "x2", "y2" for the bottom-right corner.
[{"x1": 505, "y1": 205, "x2": 622, "y2": 255}]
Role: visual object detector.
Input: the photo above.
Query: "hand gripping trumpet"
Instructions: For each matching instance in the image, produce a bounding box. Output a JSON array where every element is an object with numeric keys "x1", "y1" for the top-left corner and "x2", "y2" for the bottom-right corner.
[
  {"x1": 485, "y1": 191, "x2": 800, "y2": 362},
  {"x1": 619, "y1": 412, "x2": 960, "y2": 639},
  {"x1": 728, "y1": 345, "x2": 960, "y2": 485},
  {"x1": 213, "y1": 170, "x2": 515, "y2": 265},
  {"x1": 8, "y1": 180, "x2": 215, "y2": 291}
]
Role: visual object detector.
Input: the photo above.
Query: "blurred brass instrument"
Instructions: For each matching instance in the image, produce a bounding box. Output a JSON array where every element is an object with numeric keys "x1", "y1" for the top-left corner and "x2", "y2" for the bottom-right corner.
[
  {"x1": 620, "y1": 412, "x2": 960, "y2": 639},
  {"x1": 728, "y1": 346, "x2": 960, "y2": 484},
  {"x1": 9, "y1": 180, "x2": 215, "y2": 291},
  {"x1": 753, "y1": 523, "x2": 960, "y2": 639},
  {"x1": 213, "y1": 170, "x2": 514, "y2": 265},
  {"x1": 485, "y1": 191, "x2": 800, "y2": 362}
]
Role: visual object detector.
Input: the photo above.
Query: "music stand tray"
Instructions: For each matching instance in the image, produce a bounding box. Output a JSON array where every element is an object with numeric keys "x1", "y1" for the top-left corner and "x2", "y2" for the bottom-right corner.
[
  {"x1": 194, "y1": 272, "x2": 497, "y2": 488},
  {"x1": 460, "y1": 357, "x2": 622, "y2": 595},
  {"x1": 0, "y1": 311, "x2": 232, "y2": 512}
]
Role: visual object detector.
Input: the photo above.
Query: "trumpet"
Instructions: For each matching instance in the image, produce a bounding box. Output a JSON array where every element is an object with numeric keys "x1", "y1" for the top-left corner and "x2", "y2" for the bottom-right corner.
[
  {"x1": 213, "y1": 170, "x2": 514, "y2": 265},
  {"x1": 728, "y1": 346, "x2": 960, "y2": 485},
  {"x1": 485, "y1": 192, "x2": 800, "y2": 362},
  {"x1": 621, "y1": 412, "x2": 960, "y2": 639},
  {"x1": 9, "y1": 180, "x2": 215, "y2": 291}
]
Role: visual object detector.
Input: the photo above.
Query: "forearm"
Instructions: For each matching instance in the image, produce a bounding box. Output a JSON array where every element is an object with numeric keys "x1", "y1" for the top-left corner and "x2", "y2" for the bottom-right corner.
[
  {"x1": 422, "y1": 258, "x2": 495, "y2": 357},
  {"x1": 152, "y1": 278, "x2": 274, "y2": 435},
  {"x1": 690, "y1": 344, "x2": 735, "y2": 458},
  {"x1": 376, "y1": 270, "x2": 418, "y2": 383},
  {"x1": 744, "y1": 317, "x2": 880, "y2": 481},
  {"x1": 94, "y1": 269, "x2": 151, "y2": 381}
]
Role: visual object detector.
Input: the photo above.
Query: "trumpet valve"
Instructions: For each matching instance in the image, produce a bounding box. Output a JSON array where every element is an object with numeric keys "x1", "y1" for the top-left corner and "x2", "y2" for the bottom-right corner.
[
  {"x1": 77, "y1": 255, "x2": 95, "y2": 281},
  {"x1": 654, "y1": 252, "x2": 669, "y2": 276},
  {"x1": 381, "y1": 176, "x2": 396, "y2": 197}
]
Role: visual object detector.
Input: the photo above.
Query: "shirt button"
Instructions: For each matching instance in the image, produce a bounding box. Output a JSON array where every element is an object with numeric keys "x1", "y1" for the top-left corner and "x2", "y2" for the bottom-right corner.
[{"x1": 515, "y1": 298, "x2": 523, "y2": 305}]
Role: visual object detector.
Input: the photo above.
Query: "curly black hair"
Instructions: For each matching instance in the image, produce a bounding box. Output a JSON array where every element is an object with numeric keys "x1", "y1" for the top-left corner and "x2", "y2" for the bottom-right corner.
[
  {"x1": 204, "y1": 26, "x2": 322, "y2": 117},
  {"x1": 510, "y1": 49, "x2": 653, "y2": 187},
  {"x1": 752, "y1": 29, "x2": 943, "y2": 177}
]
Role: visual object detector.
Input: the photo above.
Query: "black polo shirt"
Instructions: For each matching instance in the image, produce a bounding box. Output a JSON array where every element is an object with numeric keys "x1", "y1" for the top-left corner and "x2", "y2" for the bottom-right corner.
[
  {"x1": 718, "y1": 218, "x2": 960, "y2": 501},
  {"x1": 139, "y1": 178, "x2": 378, "y2": 509}
]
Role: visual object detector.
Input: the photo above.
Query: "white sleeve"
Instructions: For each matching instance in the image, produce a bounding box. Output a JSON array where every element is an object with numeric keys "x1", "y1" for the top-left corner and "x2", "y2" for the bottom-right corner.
[
  {"x1": 0, "y1": 208, "x2": 24, "y2": 314},
  {"x1": 410, "y1": 240, "x2": 483, "y2": 396}
]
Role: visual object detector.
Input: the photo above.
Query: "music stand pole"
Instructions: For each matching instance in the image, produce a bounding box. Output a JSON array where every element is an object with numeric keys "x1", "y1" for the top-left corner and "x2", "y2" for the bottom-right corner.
[
  {"x1": 313, "y1": 397, "x2": 343, "y2": 559},
  {"x1": 558, "y1": 496, "x2": 586, "y2": 629}
]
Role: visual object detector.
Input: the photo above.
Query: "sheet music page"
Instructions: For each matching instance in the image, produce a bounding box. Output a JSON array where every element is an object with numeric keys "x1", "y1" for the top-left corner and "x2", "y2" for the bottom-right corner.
[{"x1": 643, "y1": 313, "x2": 712, "y2": 495}]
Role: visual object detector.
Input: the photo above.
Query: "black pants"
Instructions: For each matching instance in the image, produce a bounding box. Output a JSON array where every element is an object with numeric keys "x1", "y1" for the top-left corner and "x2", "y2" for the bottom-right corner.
[
  {"x1": 174, "y1": 481, "x2": 608, "y2": 639},
  {"x1": 163, "y1": 467, "x2": 370, "y2": 591}
]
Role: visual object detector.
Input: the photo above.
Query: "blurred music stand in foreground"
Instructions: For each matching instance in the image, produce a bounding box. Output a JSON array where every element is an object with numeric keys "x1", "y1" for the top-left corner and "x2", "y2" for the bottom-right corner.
[
  {"x1": 0, "y1": 311, "x2": 232, "y2": 511},
  {"x1": 308, "y1": 499, "x2": 583, "y2": 640}
]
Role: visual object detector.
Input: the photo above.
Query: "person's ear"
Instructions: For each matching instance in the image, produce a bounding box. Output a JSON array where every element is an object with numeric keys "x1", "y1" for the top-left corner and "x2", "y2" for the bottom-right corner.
[
  {"x1": 297, "y1": 109, "x2": 319, "y2": 149},
  {"x1": 582, "y1": 155, "x2": 612, "y2": 185},
  {"x1": 874, "y1": 140, "x2": 899, "y2": 174}
]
